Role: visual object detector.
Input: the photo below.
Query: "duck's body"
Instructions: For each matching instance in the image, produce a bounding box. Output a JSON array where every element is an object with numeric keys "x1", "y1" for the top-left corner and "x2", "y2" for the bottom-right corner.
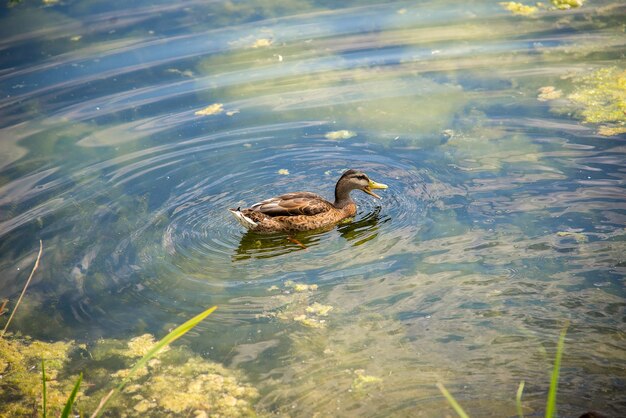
[{"x1": 229, "y1": 169, "x2": 387, "y2": 233}]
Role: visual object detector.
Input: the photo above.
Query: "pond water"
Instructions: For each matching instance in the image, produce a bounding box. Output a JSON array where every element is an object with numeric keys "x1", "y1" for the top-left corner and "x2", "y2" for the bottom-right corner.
[{"x1": 1, "y1": 0, "x2": 625, "y2": 416}]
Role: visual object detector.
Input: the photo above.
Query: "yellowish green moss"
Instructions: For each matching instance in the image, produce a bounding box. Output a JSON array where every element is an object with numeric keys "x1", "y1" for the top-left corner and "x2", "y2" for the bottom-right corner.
[
  {"x1": 551, "y1": 0, "x2": 584, "y2": 9},
  {"x1": 293, "y1": 314, "x2": 326, "y2": 328},
  {"x1": 195, "y1": 103, "x2": 224, "y2": 116},
  {"x1": 1, "y1": 329, "x2": 260, "y2": 417},
  {"x1": 252, "y1": 38, "x2": 273, "y2": 48},
  {"x1": 325, "y1": 130, "x2": 357, "y2": 140},
  {"x1": 557, "y1": 231, "x2": 588, "y2": 243},
  {"x1": 285, "y1": 280, "x2": 318, "y2": 292},
  {"x1": 79, "y1": 336, "x2": 259, "y2": 417},
  {"x1": 258, "y1": 281, "x2": 334, "y2": 329},
  {"x1": 568, "y1": 67, "x2": 626, "y2": 124},
  {"x1": 306, "y1": 303, "x2": 333, "y2": 317},
  {"x1": 597, "y1": 125, "x2": 626, "y2": 136},
  {"x1": 500, "y1": 2, "x2": 538, "y2": 16},
  {"x1": 351, "y1": 369, "x2": 383, "y2": 391},
  {"x1": 0, "y1": 336, "x2": 76, "y2": 417}
]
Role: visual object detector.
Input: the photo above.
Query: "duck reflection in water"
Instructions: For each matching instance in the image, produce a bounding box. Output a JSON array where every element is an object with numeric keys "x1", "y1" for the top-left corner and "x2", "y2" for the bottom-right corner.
[{"x1": 232, "y1": 207, "x2": 389, "y2": 261}]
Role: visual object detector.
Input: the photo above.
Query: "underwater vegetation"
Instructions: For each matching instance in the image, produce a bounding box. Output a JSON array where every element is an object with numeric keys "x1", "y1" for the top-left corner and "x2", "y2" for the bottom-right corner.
[
  {"x1": 542, "y1": 67, "x2": 626, "y2": 136},
  {"x1": 1, "y1": 329, "x2": 259, "y2": 417},
  {"x1": 260, "y1": 280, "x2": 334, "y2": 329},
  {"x1": 0, "y1": 336, "x2": 75, "y2": 416},
  {"x1": 567, "y1": 67, "x2": 626, "y2": 126},
  {"x1": 438, "y1": 324, "x2": 571, "y2": 418},
  {"x1": 78, "y1": 333, "x2": 259, "y2": 417},
  {"x1": 500, "y1": 0, "x2": 584, "y2": 15},
  {"x1": 1, "y1": 296, "x2": 259, "y2": 417}
]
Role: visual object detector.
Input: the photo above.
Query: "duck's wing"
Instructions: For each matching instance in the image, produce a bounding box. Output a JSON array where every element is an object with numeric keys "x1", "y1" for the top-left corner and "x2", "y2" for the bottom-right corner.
[{"x1": 249, "y1": 192, "x2": 334, "y2": 217}]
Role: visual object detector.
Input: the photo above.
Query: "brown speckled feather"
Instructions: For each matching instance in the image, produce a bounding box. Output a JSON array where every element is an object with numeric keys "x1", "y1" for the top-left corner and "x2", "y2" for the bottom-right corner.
[{"x1": 249, "y1": 192, "x2": 334, "y2": 217}]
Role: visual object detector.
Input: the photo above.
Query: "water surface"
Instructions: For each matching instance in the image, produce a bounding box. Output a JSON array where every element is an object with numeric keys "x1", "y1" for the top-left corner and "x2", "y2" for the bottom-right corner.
[{"x1": 1, "y1": 0, "x2": 625, "y2": 416}]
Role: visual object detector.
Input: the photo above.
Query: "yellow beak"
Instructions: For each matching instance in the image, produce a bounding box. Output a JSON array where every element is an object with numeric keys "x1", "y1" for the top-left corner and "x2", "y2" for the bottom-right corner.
[{"x1": 363, "y1": 179, "x2": 388, "y2": 199}]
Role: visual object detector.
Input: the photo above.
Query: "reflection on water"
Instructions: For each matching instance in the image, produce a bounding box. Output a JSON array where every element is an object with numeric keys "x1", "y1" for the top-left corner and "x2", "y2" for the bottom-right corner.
[{"x1": 1, "y1": 0, "x2": 625, "y2": 416}]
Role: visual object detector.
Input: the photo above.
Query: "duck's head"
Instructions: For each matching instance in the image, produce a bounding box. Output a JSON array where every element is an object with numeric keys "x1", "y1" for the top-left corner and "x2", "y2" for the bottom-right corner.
[{"x1": 336, "y1": 169, "x2": 388, "y2": 200}]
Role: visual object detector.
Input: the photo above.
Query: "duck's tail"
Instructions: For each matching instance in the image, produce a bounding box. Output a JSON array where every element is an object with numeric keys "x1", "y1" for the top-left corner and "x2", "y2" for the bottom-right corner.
[{"x1": 228, "y1": 207, "x2": 258, "y2": 230}]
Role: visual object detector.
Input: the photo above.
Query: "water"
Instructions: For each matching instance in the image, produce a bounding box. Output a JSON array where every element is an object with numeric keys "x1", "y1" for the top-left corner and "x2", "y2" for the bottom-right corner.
[{"x1": 1, "y1": 0, "x2": 625, "y2": 416}]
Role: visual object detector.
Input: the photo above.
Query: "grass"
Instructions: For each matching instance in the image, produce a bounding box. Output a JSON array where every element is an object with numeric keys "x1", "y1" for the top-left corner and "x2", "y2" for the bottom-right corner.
[
  {"x1": 61, "y1": 373, "x2": 82, "y2": 418},
  {"x1": 41, "y1": 359, "x2": 47, "y2": 418},
  {"x1": 436, "y1": 382, "x2": 470, "y2": 418},
  {"x1": 516, "y1": 380, "x2": 525, "y2": 418},
  {"x1": 437, "y1": 323, "x2": 569, "y2": 418},
  {"x1": 546, "y1": 323, "x2": 569, "y2": 418}
]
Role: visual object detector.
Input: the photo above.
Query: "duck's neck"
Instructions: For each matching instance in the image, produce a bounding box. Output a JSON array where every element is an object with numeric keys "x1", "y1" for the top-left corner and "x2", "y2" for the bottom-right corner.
[{"x1": 333, "y1": 182, "x2": 354, "y2": 209}]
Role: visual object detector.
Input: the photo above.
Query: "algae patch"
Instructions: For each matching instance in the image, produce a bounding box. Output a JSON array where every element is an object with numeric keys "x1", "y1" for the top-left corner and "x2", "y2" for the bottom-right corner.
[
  {"x1": 597, "y1": 125, "x2": 626, "y2": 136},
  {"x1": 500, "y1": 2, "x2": 538, "y2": 16},
  {"x1": 557, "y1": 231, "x2": 588, "y2": 243},
  {"x1": 0, "y1": 333, "x2": 260, "y2": 417},
  {"x1": 325, "y1": 130, "x2": 357, "y2": 140},
  {"x1": 79, "y1": 333, "x2": 259, "y2": 417},
  {"x1": 195, "y1": 103, "x2": 224, "y2": 116},
  {"x1": 259, "y1": 281, "x2": 333, "y2": 328},
  {"x1": 252, "y1": 38, "x2": 273, "y2": 48},
  {"x1": 0, "y1": 336, "x2": 75, "y2": 417},
  {"x1": 351, "y1": 369, "x2": 383, "y2": 391},
  {"x1": 567, "y1": 67, "x2": 626, "y2": 125},
  {"x1": 551, "y1": 0, "x2": 584, "y2": 9}
]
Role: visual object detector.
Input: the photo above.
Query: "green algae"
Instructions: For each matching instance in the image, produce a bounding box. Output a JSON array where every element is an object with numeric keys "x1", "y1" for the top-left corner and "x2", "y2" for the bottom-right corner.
[
  {"x1": 500, "y1": 2, "x2": 538, "y2": 16},
  {"x1": 1, "y1": 331, "x2": 260, "y2": 417},
  {"x1": 351, "y1": 369, "x2": 383, "y2": 391},
  {"x1": 259, "y1": 281, "x2": 333, "y2": 329},
  {"x1": 551, "y1": 0, "x2": 584, "y2": 9},
  {"x1": 82, "y1": 346, "x2": 259, "y2": 417},
  {"x1": 0, "y1": 336, "x2": 76, "y2": 417},
  {"x1": 567, "y1": 67, "x2": 626, "y2": 125}
]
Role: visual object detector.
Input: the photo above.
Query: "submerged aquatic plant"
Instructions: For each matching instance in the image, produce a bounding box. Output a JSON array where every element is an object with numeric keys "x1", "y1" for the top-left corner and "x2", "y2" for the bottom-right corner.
[
  {"x1": 551, "y1": 0, "x2": 584, "y2": 9},
  {"x1": 437, "y1": 324, "x2": 569, "y2": 418},
  {"x1": 1, "y1": 304, "x2": 255, "y2": 417},
  {"x1": 0, "y1": 337, "x2": 75, "y2": 416},
  {"x1": 568, "y1": 67, "x2": 626, "y2": 125},
  {"x1": 500, "y1": 2, "x2": 538, "y2": 16},
  {"x1": 89, "y1": 305, "x2": 218, "y2": 417}
]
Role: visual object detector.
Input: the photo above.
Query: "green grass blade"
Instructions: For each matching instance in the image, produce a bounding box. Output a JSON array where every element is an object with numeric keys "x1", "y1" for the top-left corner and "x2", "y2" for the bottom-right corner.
[
  {"x1": 91, "y1": 305, "x2": 218, "y2": 418},
  {"x1": 436, "y1": 382, "x2": 470, "y2": 418},
  {"x1": 545, "y1": 323, "x2": 569, "y2": 418},
  {"x1": 61, "y1": 372, "x2": 83, "y2": 418},
  {"x1": 41, "y1": 358, "x2": 47, "y2": 418},
  {"x1": 516, "y1": 380, "x2": 525, "y2": 418}
]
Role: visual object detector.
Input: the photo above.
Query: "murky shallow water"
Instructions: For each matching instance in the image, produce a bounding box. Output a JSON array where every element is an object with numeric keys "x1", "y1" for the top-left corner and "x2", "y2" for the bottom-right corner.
[{"x1": 1, "y1": 0, "x2": 625, "y2": 416}]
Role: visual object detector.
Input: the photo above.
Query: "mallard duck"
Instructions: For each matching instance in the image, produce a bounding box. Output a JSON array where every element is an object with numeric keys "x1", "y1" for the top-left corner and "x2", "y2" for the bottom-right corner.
[{"x1": 229, "y1": 169, "x2": 388, "y2": 233}]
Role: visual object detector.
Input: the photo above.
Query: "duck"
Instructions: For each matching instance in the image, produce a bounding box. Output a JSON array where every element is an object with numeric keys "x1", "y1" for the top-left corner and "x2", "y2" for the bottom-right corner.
[{"x1": 229, "y1": 169, "x2": 388, "y2": 233}]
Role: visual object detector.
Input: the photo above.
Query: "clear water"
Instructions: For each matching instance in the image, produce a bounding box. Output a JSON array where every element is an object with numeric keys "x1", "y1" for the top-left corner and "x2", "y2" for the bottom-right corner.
[{"x1": 1, "y1": 0, "x2": 625, "y2": 416}]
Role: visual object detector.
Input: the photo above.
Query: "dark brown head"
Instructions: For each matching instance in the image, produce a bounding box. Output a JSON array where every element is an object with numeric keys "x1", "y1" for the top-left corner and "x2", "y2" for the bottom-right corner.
[{"x1": 334, "y1": 169, "x2": 388, "y2": 206}]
